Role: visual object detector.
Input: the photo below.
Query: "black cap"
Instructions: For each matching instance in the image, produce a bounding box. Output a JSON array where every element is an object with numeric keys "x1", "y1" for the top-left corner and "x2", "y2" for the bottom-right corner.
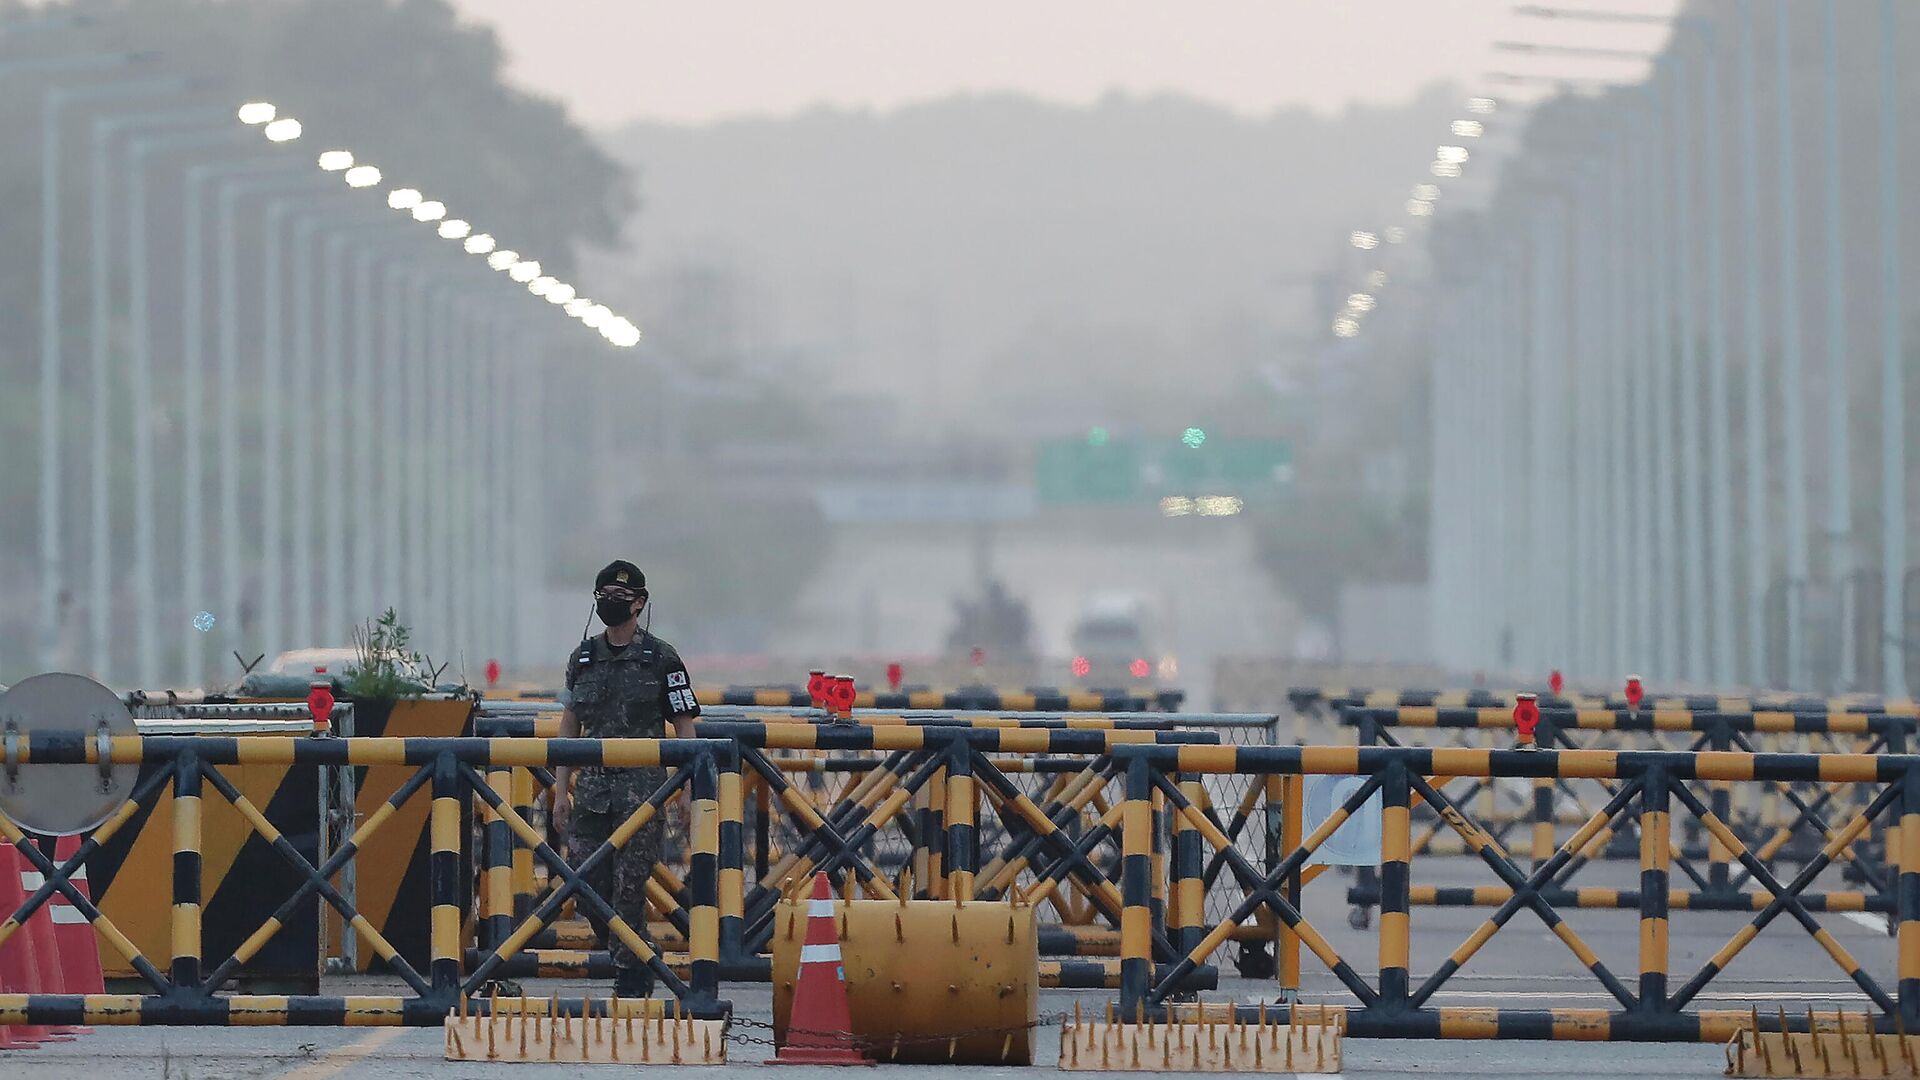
[{"x1": 595, "y1": 560, "x2": 646, "y2": 592}]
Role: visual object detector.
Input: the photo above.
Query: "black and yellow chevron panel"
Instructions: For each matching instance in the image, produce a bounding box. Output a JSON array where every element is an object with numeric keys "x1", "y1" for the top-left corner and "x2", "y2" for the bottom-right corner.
[
  {"x1": 328, "y1": 697, "x2": 475, "y2": 974},
  {"x1": 87, "y1": 736, "x2": 320, "y2": 992}
]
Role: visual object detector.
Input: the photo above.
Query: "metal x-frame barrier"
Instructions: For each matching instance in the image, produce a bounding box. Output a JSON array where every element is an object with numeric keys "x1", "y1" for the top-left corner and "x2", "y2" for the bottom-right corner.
[
  {"x1": 0, "y1": 733, "x2": 735, "y2": 1025},
  {"x1": 1109, "y1": 742, "x2": 1920, "y2": 1041},
  {"x1": 1341, "y1": 707, "x2": 1911, "y2": 927},
  {"x1": 470, "y1": 720, "x2": 1234, "y2": 991},
  {"x1": 7, "y1": 722, "x2": 1913, "y2": 1043}
]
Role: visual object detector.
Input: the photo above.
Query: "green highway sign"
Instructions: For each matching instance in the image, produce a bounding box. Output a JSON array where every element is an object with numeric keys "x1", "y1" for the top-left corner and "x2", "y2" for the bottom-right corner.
[{"x1": 1036, "y1": 434, "x2": 1292, "y2": 506}]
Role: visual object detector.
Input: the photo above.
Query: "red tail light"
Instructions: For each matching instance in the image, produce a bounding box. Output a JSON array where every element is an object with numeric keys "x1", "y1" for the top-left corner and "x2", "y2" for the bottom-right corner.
[
  {"x1": 1128, "y1": 658, "x2": 1151, "y2": 679},
  {"x1": 1070, "y1": 656, "x2": 1091, "y2": 678}
]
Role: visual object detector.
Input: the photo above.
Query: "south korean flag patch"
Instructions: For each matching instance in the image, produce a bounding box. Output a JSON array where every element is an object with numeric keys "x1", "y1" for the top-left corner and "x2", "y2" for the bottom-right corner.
[{"x1": 666, "y1": 670, "x2": 689, "y2": 689}]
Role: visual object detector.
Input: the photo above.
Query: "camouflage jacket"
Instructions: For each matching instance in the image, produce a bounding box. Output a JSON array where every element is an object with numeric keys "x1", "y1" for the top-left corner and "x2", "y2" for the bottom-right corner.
[{"x1": 560, "y1": 631, "x2": 699, "y2": 811}]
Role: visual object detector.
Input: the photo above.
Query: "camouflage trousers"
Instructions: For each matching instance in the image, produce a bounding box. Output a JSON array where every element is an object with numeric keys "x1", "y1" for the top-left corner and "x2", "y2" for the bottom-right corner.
[{"x1": 567, "y1": 766, "x2": 667, "y2": 977}]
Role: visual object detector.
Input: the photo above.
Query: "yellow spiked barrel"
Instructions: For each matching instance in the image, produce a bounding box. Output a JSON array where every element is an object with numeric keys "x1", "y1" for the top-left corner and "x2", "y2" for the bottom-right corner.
[{"x1": 771, "y1": 893, "x2": 1040, "y2": 1064}]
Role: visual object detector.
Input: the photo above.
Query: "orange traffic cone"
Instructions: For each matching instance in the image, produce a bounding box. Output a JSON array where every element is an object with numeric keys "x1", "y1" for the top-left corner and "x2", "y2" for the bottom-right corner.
[
  {"x1": 45, "y1": 836, "x2": 102, "y2": 1034},
  {"x1": 13, "y1": 844, "x2": 75, "y2": 1041},
  {"x1": 772, "y1": 873, "x2": 868, "y2": 1066},
  {"x1": 0, "y1": 845, "x2": 52, "y2": 1047}
]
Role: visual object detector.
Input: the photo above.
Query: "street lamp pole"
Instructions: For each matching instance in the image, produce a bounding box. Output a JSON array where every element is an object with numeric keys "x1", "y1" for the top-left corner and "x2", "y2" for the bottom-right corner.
[
  {"x1": 1738, "y1": 7, "x2": 1771, "y2": 686},
  {"x1": 1605, "y1": 127, "x2": 1631, "y2": 676},
  {"x1": 1672, "y1": 50, "x2": 1708, "y2": 685},
  {"x1": 425, "y1": 284, "x2": 459, "y2": 659},
  {"x1": 1647, "y1": 63, "x2": 1681, "y2": 684},
  {"x1": 290, "y1": 213, "x2": 323, "y2": 649},
  {"x1": 321, "y1": 232, "x2": 350, "y2": 644},
  {"x1": 1818, "y1": 1, "x2": 1854, "y2": 688},
  {"x1": 1877, "y1": 0, "x2": 1906, "y2": 697},
  {"x1": 1700, "y1": 30, "x2": 1737, "y2": 688},
  {"x1": 406, "y1": 270, "x2": 431, "y2": 646},
  {"x1": 1774, "y1": 0, "x2": 1812, "y2": 690}
]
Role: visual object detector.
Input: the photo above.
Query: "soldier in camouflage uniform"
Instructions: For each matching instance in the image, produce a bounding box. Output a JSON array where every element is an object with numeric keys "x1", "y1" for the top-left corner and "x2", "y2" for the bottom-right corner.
[{"x1": 552, "y1": 560, "x2": 702, "y2": 998}]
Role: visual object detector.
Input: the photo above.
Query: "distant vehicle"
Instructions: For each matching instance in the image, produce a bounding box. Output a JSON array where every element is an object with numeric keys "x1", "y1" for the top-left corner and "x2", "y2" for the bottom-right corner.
[
  {"x1": 266, "y1": 648, "x2": 358, "y2": 677},
  {"x1": 1067, "y1": 595, "x2": 1165, "y2": 686}
]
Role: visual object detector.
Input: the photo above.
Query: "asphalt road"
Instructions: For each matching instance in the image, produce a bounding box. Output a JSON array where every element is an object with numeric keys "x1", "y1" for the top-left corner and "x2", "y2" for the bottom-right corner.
[
  {"x1": 0, "y1": 843, "x2": 1891, "y2": 1077},
  {"x1": 0, "y1": 1010, "x2": 1737, "y2": 1080}
]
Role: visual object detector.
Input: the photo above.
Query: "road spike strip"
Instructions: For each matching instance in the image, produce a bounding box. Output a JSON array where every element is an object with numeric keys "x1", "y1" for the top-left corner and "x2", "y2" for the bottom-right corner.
[
  {"x1": 1727, "y1": 1008, "x2": 1918, "y2": 1078},
  {"x1": 442, "y1": 996, "x2": 726, "y2": 1064},
  {"x1": 1056, "y1": 1004, "x2": 1343, "y2": 1073}
]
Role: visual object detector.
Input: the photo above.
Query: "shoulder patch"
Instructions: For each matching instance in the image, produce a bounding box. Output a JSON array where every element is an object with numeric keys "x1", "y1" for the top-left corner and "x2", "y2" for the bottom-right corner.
[{"x1": 667, "y1": 670, "x2": 689, "y2": 688}]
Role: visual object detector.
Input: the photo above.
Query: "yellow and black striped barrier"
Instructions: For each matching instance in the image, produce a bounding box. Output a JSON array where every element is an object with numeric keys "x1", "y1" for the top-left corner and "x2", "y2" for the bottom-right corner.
[
  {"x1": 694, "y1": 721, "x2": 1217, "y2": 966},
  {"x1": 693, "y1": 685, "x2": 1184, "y2": 712},
  {"x1": 502, "y1": 685, "x2": 1180, "y2": 713},
  {"x1": 1103, "y1": 742, "x2": 1920, "y2": 1041},
  {"x1": 1292, "y1": 685, "x2": 1920, "y2": 718},
  {"x1": 0, "y1": 734, "x2": 737, "y2": 1026},
  {"x1": 479, "y1": 712, "x2": 1177, "y2": 736},
  {"x1": 1344, "y1": 705, "x2": 1916, "y2": 738},
  {"x1": 1341, "y1": 703, "x2": 1905, "y2": 913},
  {"x1": 102, "y1": 695, "x2": 476, "y2": 983},
  {"x1": 1345, "y1": 882, "x2": 1893, "y2": 911},
  {"x1": 465, "y1": 716, "x2": 1223, "y2": 988}
]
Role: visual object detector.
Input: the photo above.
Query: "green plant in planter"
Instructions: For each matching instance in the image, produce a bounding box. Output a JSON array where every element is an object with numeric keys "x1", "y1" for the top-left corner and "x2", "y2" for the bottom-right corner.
[{"x1": 345, "y1": 609, "x2": 442, "y2": 701}]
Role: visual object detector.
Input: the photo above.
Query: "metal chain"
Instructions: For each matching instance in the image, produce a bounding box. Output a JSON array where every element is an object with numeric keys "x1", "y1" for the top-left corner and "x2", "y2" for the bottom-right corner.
[{"x1": 728, "y1": 1010, "x2": 1074, "y2": 1053}]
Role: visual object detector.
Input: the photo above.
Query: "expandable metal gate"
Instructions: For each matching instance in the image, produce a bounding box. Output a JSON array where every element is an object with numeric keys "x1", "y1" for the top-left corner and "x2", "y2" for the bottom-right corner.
[
  {"x1": 471, "y1": 720, "x2": 1231, "y2": 989},
  {"x1": 1342, "y1": 706, "x2": 1910, "y2": 926},
  {"x1": 1109, "y1": 742, "x2": 1920, "y2": 1041},
  {"x1": 0, "y1": 733, "x2": 734, "y2": 1025},
  {"x1": 5, "y1": 728, "x2": 1915, "y2": 1046}
]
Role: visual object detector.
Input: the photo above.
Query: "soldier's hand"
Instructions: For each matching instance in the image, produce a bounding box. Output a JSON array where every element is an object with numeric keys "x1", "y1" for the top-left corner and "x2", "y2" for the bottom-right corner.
[{"x1": 551, "y1": 791, "x2": 571, "y2": 840}]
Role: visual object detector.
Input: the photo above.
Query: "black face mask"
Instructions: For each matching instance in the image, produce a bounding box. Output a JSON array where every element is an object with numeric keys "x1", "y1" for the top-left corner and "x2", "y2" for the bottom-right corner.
[{"x1": 597, "y1": 597, "x2": 636, "y2": 626}]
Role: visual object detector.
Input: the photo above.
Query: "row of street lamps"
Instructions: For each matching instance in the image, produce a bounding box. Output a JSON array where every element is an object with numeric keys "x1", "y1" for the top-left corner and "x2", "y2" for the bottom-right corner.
[
  {"x1": 233, "y1": 99, "x2": 642, "y2": 349},
  {"x1": 1426, "y1": 2, "x2": 1907, "y2": 695},
  {"x1": 16, "y1": 27, "x2": 636, "y2": 689}
]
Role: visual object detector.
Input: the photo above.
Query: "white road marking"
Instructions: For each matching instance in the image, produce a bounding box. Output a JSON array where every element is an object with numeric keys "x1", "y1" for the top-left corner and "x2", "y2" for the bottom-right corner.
[{"x1": 1842, "y1": 911, "x2": 1890, "y2": 934}]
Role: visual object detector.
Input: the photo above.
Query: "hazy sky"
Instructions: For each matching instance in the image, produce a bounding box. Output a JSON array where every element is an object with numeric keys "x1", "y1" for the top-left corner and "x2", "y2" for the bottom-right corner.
[{"x1": 447, "y1": 1, "x2": 1679, "y2": 129}]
